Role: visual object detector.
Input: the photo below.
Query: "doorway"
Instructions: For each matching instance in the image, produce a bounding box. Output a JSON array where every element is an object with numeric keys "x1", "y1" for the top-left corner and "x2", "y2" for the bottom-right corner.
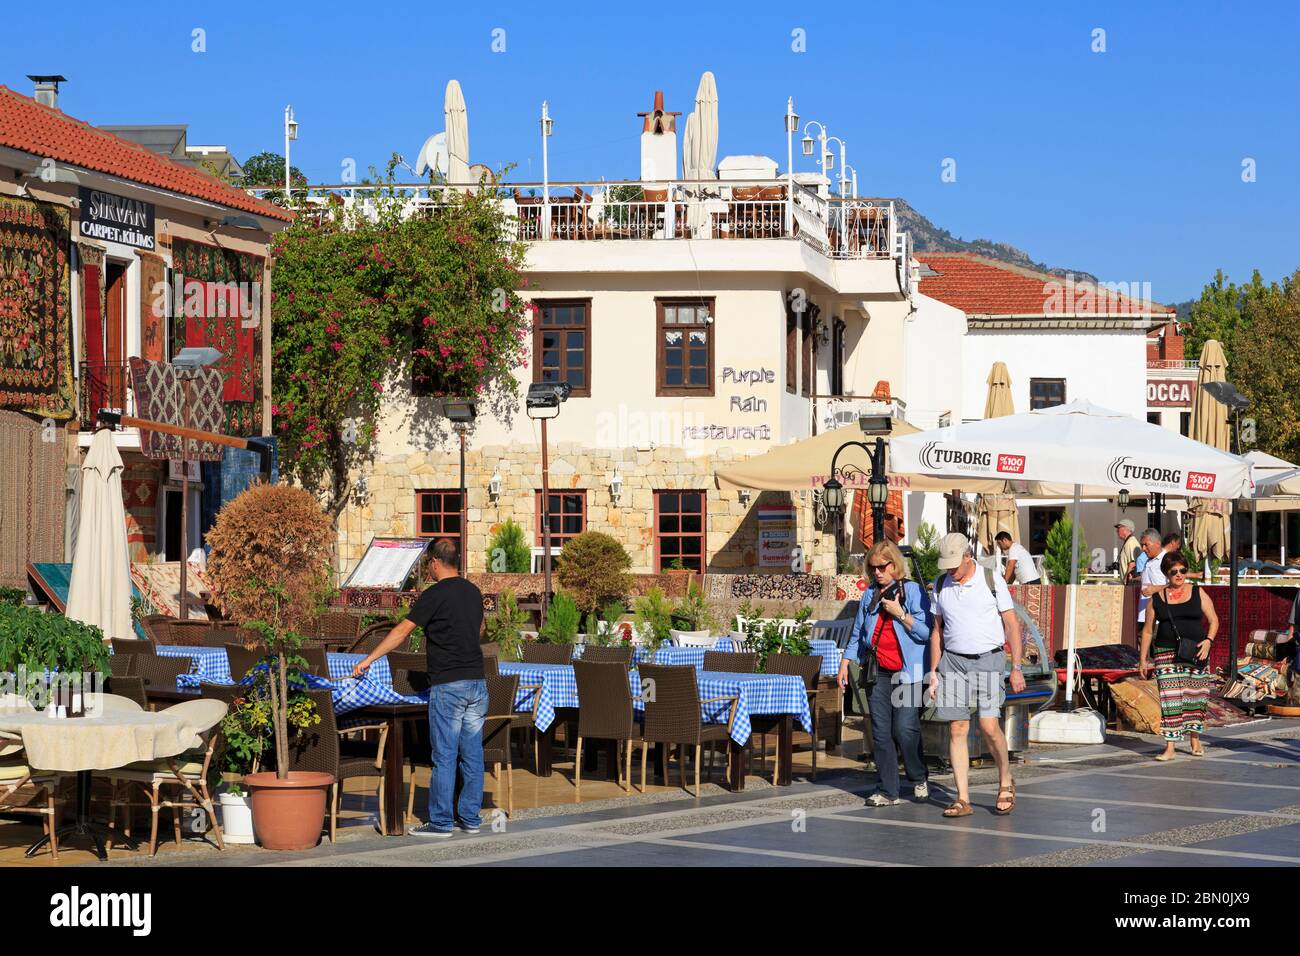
[{"x1": 104, "y1": 260, "x2": 129, "y2": 410}]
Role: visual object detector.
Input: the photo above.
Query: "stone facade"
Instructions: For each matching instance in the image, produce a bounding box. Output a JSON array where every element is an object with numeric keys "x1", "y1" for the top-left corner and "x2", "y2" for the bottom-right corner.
[{"x1": 337, "y1": 443, "x2": 836, "y2": 578}]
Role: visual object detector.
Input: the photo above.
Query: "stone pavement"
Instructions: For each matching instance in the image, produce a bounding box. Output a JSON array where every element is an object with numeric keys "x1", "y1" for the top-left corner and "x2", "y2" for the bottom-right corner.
[{"x1": 101, "y1": 718, "x2": 1300, "y2": 867}]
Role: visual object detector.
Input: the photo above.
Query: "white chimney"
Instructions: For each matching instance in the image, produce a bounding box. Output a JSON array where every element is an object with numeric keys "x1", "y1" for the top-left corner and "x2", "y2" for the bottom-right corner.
[
  {"x1": 637, "y1": 90, "x2": 678, "y2": 181},
  {"x1": 27, "y1": 75, "x2": 66, "y2": 110}
]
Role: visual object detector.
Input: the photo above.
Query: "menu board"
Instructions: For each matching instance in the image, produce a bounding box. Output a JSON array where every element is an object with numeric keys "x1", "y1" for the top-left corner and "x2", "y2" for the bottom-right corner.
[{"x1": 343, "y1": 538, "x2": 431, "y2": 590}]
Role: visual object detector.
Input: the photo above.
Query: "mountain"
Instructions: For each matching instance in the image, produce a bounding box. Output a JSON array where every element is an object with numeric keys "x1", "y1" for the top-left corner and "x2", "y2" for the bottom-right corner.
[{"x1": 893, "y1": 198, "x2": 1099, "y2": 285}]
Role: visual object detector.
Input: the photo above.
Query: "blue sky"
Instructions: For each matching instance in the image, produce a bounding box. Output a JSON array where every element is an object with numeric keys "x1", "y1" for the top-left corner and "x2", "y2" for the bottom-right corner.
[{"x1": 4, "y1": 0, "x2": 1297, "y2": 302}]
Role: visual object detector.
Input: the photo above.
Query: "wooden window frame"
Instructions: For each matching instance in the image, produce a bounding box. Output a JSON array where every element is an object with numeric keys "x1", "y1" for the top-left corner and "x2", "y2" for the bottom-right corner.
[
  {"x1": 534, "y1": 490, "x2": 587, "y2": 547},
  {"x1": 531, "y1": 298, "x2": 592, "y2": 398},
  {"x1": 830, "y1": 317, "x2": 846, "y2": 397},
  {"x1": 653, "y1": 489, "x2": 707, "y2": 573},
  {"x1": 800, "y1": 305, "x2": 817, "y2": 398},
  {"x1": 1029, "y1": 377, "x2": 1066, "y2": 410},
  {"x1": 656, "y1": 297, "x2": 715, "y2": 397},
  {"x1": 415, "y1": 489, "x2": 463, "y2": 538},
  {"x1": 786, "y1": 302, "x2": 798, "y2": 395}
]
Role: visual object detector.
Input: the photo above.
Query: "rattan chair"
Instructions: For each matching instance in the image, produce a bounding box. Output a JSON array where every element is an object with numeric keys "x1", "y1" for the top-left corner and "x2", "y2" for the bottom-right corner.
[
  {"x1": 108, "y1": 654, "x2": 136, "y2": 678},
  {"x1": 386, "y1": 652, "x2": 429, "y2": 696},
  {"x1": 164, "y1": 620, "x2": 212, "y2": 647},
  {"x1": 288, "y1": 689, "x2": 388, "y2": 842},
  {"x1": 763, "y1": 653, "x2": 824, "y2": 779},
  {"x1": 106, "y1": 698, "x2": 227, "y2": 857},
  {"x1": 637, "y1": 664, "x2": 739, "y2": 797},
  {"x1": 198, "y1": 629, "x2": 234, "y2": 648},
  {"x1": 483, "y1": 673, "x2": 519, "y2": 816},
  {"x1": 224, "y1": 644, "x2": 268, "y2": 683},
  {"x1": 348, "y1": 622, "x2": 395, "y2": 655},
  {"x1": 572, "y1": 661, "x2": 641, "y2": 796},
  {"x1": 111, "y1": 638, "x2": 155, "y2": 657},
  {"x1": 0, "y1": 732, "x2": 61, "y2": 859},
  {"x1": 581, "y1": 646, "x2": 633, "y2": 666},
  {"x1": 139, "y1": 615, "x2": 172, "y2": 645},
  {"x1": 198, "y1": 683, "x2": 245, "y2": 705},
  {"x1": 520, "y1": 643, "x2": 574, "y2": 665},
  {"x1": 312, "y1": 611, "x2": 361, "y2": 645},
  {"x1": 702, "y1": 651, "x2": 757, "y2": 673},
  {"x1": 105, "y1": 675, "x2": 148, "y2": 708},
  {"x1": 132, "y1": 656, "x2": 192, "y2": 699},
  {"x1": 297, "y1": 646, "x2": 328, "y2": 678}
]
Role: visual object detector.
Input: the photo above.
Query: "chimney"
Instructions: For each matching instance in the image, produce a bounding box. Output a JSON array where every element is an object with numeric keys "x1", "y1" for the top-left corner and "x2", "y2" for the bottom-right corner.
[
  {"x1": 636, "y1": 90, "x2": 680, "y2": 181},
  {"x1": 27, "y1": 75, "x2": 67, "y2": 110}
]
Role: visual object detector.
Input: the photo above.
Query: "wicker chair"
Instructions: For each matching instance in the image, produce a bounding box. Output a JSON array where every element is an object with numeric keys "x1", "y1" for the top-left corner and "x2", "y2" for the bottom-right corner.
[
  {"x1": 581, "y1": 646, "x2": 633, "y2": 666},
  {"x1": 297, "y1": 646, "x2": 328, "y2": 678},
  {"x1": 139, "y1": 615, "x2": 172, "y2": 645},
  {"x1": 133, "y1": 656, "x2": 192, "y2": 699},
  {"x1": 111, "y1": 638, "x2": 155, "y2": 657},
  {"x1": 637, "y1": 664, "x2": 739, "y2": 797},
  {"x1": 312, "y1": 611, "x2": 361, "y2": 645},
  {"x1": 572, "y1": 661, "x2": 641, "y2": 795},
  {"x1": 386, "y1": 652, "x2": 429, "y2": 696},
  {"x1": 105, "y1": 675, "x2": 148, "y2": 708},
  {"x1": 702, "y1": 651, "x2": 757, "y2": 673},
  {"x1": 0, "y1": 732, "x2": 61, "y2": 859},
  {"x1": 348, "y1": 622, "x2": 394, "y2": 655},
  {"x1": 225, "y1": 644, "x2": 268, "y2": 683},
  {"x1": 288, "y1": 689, "x2": 388, "y2": 842},
  {"x1": 198, "y1": 629, "x2": 235, "y2": 648},
  {"x1": 108, "y1": 655, "x2": 136, "y2": 678},
  {"x1": 164, "y1": 620, "x2": 212, "y2": 647},
  {"x1": 763, "y1": 653, "x2": 825, "y2": 779},
  {"x1": 106, "y1": 698, "x2": 228, "y2": 857},
  {"x1": 520, "y1": 643, "x2": 574, "y2": 665},
  {"x1": 482, "y1": 673, "x2": 519, "y2": 816},
  {"x1": 198, "y1": 683, "x2": 245, "y2": 705}
]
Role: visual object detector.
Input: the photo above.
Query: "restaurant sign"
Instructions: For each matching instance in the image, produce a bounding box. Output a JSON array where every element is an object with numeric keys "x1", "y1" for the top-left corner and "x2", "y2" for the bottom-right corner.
[
  {"x1": 1146, "y1": 378, "x2": 1195, "y2": 408},
  {"x1": 78, "y1": 187, "x2": 156, "y2": 249}
]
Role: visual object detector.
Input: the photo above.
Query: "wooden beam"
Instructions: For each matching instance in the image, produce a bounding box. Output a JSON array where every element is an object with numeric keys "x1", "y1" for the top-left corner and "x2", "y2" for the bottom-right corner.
[{"x1": 109, "y1": 414, "x2": 250, "y2": 451}]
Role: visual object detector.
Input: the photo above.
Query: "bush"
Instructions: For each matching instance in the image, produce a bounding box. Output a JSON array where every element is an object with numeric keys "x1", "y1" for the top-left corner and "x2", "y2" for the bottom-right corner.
[
  {"x1": 673, "y1": 579, "x2": 717, "y2": 632},
  {"x1": 539, "y1": 591, "x2": 581, "y2": 645},
  {"x1": 0, "y1": 587, "x2": 27, "y2": 608},
  {"x1": 0, "y1": 604, "x2": 109, "y2": 679},
  {"x1": 1042, "y1": 514, "x2": 1089, "y2": 585},
  {"x1": 485, "y1": 589, "x2": 529, "y2": 660},
  {"x1": 556, "y1": 531, "x2": 632, "y2": 614},
  {"x1": 487, "y1": 519, "x2": 531, "y2": 574},
  {"x1": 911, "y1": 522, "x2": 940, "y2": 585},
  {"x1": 632, "y1": 587, "x2": 674, "y2": 654},
  {"x1": 740, "y1": 606, "x2": 812, "y2": 672}
]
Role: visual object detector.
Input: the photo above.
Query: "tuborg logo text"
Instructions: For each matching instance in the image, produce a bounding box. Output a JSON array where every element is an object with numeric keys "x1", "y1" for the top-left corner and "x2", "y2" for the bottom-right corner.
[
  {"x1": 919, "y1": 442, "x2": 993, "y2": 471},
  {"x1": 1106, "y1": 456, "x2": 1182, "y2": 487}
]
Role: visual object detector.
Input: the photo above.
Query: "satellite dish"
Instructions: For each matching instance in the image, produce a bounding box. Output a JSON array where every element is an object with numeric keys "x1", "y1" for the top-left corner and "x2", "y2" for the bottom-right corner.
[
  {"x1": 468, "y1": 163, "x2": 495, "y2": 185},
  {"x1": 415, "y1": 131, "x2": 449, "y2": 177}
]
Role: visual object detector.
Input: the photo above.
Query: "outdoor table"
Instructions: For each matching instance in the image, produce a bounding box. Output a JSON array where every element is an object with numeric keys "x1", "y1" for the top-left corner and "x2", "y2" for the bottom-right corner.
[
  {"x1": 156, "y1": 646, "x2": 395, "y2": 693},
  {"x1": 714, "y1": 637, "x2": 844, "y2": 677},
  {"x1": 346, "y1": 703, "x2": 426, "y2": 836},
  {"x1": 0, "y1": 704, "x2": 209, "y2": 859}
]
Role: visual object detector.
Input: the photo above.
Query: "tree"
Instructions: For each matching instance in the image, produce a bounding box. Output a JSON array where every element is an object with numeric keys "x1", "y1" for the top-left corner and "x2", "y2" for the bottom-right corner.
[
  {"x1": 1229, "y1": 269, "x2": 1300, "y2": 462},
  {"x1": 1042, "y1": 513, "x2": 1089, "y2": 585},
  {"x1": 556, "y1": 531, "x2": 633, "y2": 614},
  {"x1": 1182, "y1": 270, "x2": 1246, "y2": 369},
  {"x1": 241, "y1": 150, "x2": 308, "y2": 205},
  {"x1": 487, "y1": 519, "x2": 531, "y2": 573},
  {"x1": 269, "y1": 160, "x2": 529, "y2": 518}
]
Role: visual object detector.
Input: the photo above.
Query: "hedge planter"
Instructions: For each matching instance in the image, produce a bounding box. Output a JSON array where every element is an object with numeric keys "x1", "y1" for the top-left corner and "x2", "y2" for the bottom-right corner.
[
  {"x1": 219, "y1": 791, "x2": 256, "y2": 845},
  {"x1": 245, "y1": 771, "x2": 334, "y2": 850}
]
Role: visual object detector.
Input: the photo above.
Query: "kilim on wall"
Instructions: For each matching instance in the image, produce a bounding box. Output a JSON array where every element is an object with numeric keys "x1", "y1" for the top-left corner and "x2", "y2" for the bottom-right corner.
[
  {"x1": 0, "y1": 409, "x2": 67, "y2": 587},
  {"x1": 137, "y1": 251, "x2": 166, "y2": 362},
  {"x1": 169, "y1": 238, "x2": 264, "y2": 436},
  {"x1": 0, "y1": 195, "x2": 73, "y2": 419}
]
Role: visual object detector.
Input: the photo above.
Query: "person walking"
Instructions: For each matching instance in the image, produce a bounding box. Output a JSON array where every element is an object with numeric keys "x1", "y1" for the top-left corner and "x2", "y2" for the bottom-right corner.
[
  {"x1": 1139, "y1": 551, "x2": 1218, "y2": 760},
  {"x1": 1136, "y1": 529, "x2": 1164, "y2": 627},
  {"x1": 995, "y1": 531, "x2": 1040, "y2": 585},
  {"x1": 353, "y1": 538, "x2": 487, "y2": 837},
  {"x1": 838, "y1": 540, "x2": 932, "y2": 806},
  {"x1": 1116, "y1": 519, "x2": 1140, "y2": 581},
  {"x1": 927, "y1": 533, "x2": 1025, "y2": 817}
]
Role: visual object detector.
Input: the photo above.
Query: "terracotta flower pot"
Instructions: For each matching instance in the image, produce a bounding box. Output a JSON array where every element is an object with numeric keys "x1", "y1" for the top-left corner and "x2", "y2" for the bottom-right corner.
[{"x1": 244, "y1": 771, "x2": 334, "y2": 850}]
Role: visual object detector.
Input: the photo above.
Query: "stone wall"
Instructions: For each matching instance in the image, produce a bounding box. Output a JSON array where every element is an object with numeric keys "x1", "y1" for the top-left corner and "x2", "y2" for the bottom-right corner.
[{"x1": 337, "y1": 443, "x2": 836, "y2": 578}]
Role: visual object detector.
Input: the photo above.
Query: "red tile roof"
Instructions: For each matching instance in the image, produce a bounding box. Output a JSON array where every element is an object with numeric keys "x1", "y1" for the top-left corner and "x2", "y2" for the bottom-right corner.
[
  {"x1": 0, "y1": 85, "x2": 292, "y2": 222},
  {"x1": 916, "y1": 252, "x2": 1173, "y2": 319}
]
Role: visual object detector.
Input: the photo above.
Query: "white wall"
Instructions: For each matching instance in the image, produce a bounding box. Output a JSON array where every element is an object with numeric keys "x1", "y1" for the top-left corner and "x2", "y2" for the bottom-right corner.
[{"x1": 903, "y1": 292, "x2": 966, "y2": 427}]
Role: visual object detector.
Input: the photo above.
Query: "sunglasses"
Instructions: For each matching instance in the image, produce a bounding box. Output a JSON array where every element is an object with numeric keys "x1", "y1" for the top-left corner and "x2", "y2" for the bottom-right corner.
[
  {"x1": 1168, "y1": 567, "x2": 1189, "y2": 577},
  {"x1": 869, "y1": 563, "x2": 892, "y2": 571}
]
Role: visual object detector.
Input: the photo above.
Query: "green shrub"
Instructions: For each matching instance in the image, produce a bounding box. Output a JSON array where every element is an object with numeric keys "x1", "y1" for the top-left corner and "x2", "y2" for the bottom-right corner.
[
  {"x1": 1042, "y1": 514, "x2": 1089, "y2": 585},
  {"x1": 485, "y1": 589, "x2": 529, "y2": 661},
  {"x1": 740, "y1": 606, "x2": 812, "y2": 671},
  {"x1": 0, "y1": 587, "x2": 28, "y2": 608},
  {"x1": 632, "y1": 586, "x2": 674, "y2": 654},
  {"x1": 487, "y1": 519, "x2": 531, "y2": 574},
  {"x1": 539, "y1": 590, "x2": 581, "y2": 644},
  {"x1": 556, "y1": 531, "x2": 632, "y2": 614},
  {"x1": 673, "y1": 578, "x2": 717, "y2": 632},
  {"x1": 911, "y1": 522, "x2": 940, "y2": 585},
  {"x1": 0, "y1": 605, "x2": 110, "y2": 705}
]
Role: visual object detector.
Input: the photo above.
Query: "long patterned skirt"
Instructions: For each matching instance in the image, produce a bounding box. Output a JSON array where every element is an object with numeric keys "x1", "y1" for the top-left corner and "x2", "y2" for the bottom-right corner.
[{"x1": 1152, "y1": 649, "x2": 1209, "y2": 741}]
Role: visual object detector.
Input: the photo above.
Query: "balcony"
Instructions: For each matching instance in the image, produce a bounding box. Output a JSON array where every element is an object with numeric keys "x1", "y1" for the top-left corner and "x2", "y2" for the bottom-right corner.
[
  {"x1": 811, "y1": 394, "x2": 910, "y2": 435},
  {"x1": 78, "y1": 361, "x2": 135, "y2": 425},
  {"x1": 1147, "y1": 359, "x2": 1198, "y2": 370}
]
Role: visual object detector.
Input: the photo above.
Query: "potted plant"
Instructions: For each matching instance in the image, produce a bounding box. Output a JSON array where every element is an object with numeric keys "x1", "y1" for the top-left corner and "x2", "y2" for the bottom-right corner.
[
  {"x1": 740, "y1": 605, "x2": 813, "y2": 672},
  {"x1": 671, "y1": 578, "x2": 717, "y2": 638},
  {"x1": 632, "y1": 586, "x2": 674, "y2": 654},
  {"x1": 485, "y1": 589, "x2": 529, "y2": 661},
  {"x1": 205, "y1": 484, "x2": 335, "y2": 851},
  {"x1": 538, "y1": 590, "x2": 581, "y2": 645},
  {"x1": 0, "y1": 604, "x2": 108, "y2": 710},
  {"x1": 556, "y1": 532, "x2": 633, "y2": 619}
]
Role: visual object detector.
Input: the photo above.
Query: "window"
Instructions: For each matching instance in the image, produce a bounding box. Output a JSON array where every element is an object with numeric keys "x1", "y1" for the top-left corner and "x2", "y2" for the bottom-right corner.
[
  {"x1": 657, "y1": 298, "x2": 714, "y2": 396},
  {"x1": 800, "y1": 303, "x2": 818, "y2": 398},
  {"x1": 1147, "y1": 412, "x2": 1161, "y2": 426},
  {"x1": 532, "y1": 299, "x2": 590, "y2": 397},
  {"x1": 655, "y1": 490, "x2": 706, "y2": 572},
  {"x1": 535, "y1": 490, "x2": 586, "y2": 548},
  {"x1": 1180, "y1": 412, "x2": 1191, "y2": 437},
  {"x1": 830, "y1": 318, "x2": 846, "y2": 397},
  {"x1": 1028, "y1": 506, "x2": 1064, "y2": 554},
  {"x1": 416, "y1": 490, "x2": 462, "y2": 537},
  {"x1": 786, "y1": 307, "x2": 798, "y2": 394},
  {"x1": 1029, "y1": 378, "x2": 1066, "y2": 410}
]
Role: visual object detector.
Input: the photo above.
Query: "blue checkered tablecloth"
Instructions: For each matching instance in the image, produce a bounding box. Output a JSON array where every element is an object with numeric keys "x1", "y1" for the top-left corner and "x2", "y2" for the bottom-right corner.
[
  {"x1": 498, "y1": 662, "x2": 810, "y2": 745},
  {"x1": 714, "y1": 637, "x2": 842, "y2": 677},
  {"x1": 156, "y1": 646, "x2": 226, "y2": 686}
]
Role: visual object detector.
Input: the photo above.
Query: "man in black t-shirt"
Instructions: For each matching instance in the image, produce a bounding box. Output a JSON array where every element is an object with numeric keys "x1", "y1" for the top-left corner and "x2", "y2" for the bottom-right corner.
[{"x1": 353, "y1": 538, "x2": 486, "y2": 838}]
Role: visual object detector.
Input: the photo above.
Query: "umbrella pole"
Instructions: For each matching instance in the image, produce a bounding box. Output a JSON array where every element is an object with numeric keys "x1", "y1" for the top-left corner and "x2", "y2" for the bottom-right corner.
[
  {"x1": 1063, "y1": 483, "x2": 1081, "y2": 713},
  {"x1": 1228, "y1": 499, "x2": 1240, "y2": 681},
  {"x1": 1251, "y1": 502, "x2": 1257, "y2": 564}
]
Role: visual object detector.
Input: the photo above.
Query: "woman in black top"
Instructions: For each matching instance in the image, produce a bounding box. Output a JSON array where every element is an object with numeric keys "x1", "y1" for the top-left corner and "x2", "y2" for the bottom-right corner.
[{"x1": 1138, "y1": 551, "x2": 1219, "y2": 761}]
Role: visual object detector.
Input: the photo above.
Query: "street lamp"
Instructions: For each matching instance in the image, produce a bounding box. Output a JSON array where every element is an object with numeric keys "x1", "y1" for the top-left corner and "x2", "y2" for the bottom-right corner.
[
  {"x1": 784, "y1": 97, "x2": 799, "y2": 234},
  {"x1": 540, "y1": 101, "x2": 553, "y2": 238},
  {"x1": 171, "y1": 347, "x2": 223, "y2": 620},
  {"x1": 1201, "y1": 378, "x2": 1251, "y2": 678},
  {"x1": 526, "y1": 381, "x2": 570, "y2": 625},
  {"x1": 609, "y1": 468, "x2": 623, "y2": 507},
  {"x1": 283, "y1": 106, "x2": 299, "y2": 202},
  {"x1": 822, "y1": 416, "x2": 893, "y2": 564},
  {"x1": 1118, "y1": 488, "x2": 1130, "y2": 512},
  {"x1": 443, "y1": 399, "x2": 477, "y2": 574}
]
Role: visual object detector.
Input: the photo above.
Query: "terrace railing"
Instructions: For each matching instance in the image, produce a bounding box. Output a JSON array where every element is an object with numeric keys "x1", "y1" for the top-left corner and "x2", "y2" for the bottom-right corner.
[{"x1": 79, "y1": 361, "x2": 135, "y2": 424}]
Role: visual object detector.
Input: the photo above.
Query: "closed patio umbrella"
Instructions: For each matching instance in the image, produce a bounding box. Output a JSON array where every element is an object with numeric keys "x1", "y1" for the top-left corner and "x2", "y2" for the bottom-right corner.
[
  {"x1": 976, "y1": 361, "x2": 1019, "y2": 550},
  {"x1": 686, "y1": 72, "x2": 718, "y2": 236},
  {"x1": 65, "y1": 428, "x2": 132, "y2": 641},
  {"x1": 444, "y1": 79, "x2": 470, "y2": 186},
  {"x1": 1186, "y1": 339, "x2": 1231, "y2": 562}
]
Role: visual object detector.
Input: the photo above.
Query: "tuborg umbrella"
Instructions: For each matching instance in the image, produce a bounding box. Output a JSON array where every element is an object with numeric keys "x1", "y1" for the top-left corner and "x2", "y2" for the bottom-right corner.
[{"x1": 65, "y1": 428, "x2": 132, "y2": 642}]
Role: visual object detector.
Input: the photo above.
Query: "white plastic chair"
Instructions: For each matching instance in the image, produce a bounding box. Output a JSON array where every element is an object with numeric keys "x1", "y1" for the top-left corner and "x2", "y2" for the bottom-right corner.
[
  {"x1": 811, "y1": 619, "x2": 853, "y2": 650},
  {"x1": 669, "y1": 629, "x2": 717, "y2": 648}
]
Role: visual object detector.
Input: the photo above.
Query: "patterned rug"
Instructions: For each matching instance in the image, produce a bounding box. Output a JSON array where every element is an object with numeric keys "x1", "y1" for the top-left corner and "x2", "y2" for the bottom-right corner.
[
  {"x1": 1203, "y1": 585, "x2": 1295, "y2": 673},
  {"x1": 0, "y1": 196, "x2": 73, "y2": 418},
  {"x1": 703, "y1": 573, "x2": 827, "y2": 603},
  {"x1": 1070, "y1": 584, "x2": 1128, "y2": 649},
  {"x1": 137, "y1": 251, "x2": 166, "y2": 362},
  {"x1": 1009, "y1": 584, "x2": 1064, "y2": 655},
  {"x1": 129, "y1": 357, "x2": 224, "y2": 460},
  {"x1": 0, "y1": 411, "x2": 67, "y2": 588},
  {"x1": 130, "y1": 562, "x2": 211, "y2": 620}
]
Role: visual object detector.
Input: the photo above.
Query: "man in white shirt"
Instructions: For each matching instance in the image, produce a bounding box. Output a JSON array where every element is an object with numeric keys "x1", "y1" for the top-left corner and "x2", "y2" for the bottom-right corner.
[
  {"x1": 928, "y1": 533, "x2": 1025, "y2": 818},
  {"x1": 995, "y1": 531, "x2": 1040, "y2": 585}
]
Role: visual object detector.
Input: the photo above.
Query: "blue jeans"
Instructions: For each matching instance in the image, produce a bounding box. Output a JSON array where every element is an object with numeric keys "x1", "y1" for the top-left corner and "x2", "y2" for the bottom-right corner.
[
  {"x1": 868, "y1": 673, "x2": 927, "y2": 799},
  {"x1": 427, "y1": 679, "x2": 488, "y2": 831}
]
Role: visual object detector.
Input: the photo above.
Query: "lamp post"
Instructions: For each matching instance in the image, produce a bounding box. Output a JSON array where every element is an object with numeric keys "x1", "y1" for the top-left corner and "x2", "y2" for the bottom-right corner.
[
  {"x1": 1201, "y1": 379, "x2": 1250, "y2": 679},
  {"x1": 866, "y1": 439, "x2": 889, "y2": 544},
  {"x1": 784, "y1": 97, "x2": 799, "y2": 235},
  {"x1": 283, "y1": 106, "x2": 298, "y2": 203},
  {"x1": 540, "y1": 101, "x2": 553, "y2": 240},
  {"x1": 443, "y1": 399, "x2": 477, "y2": 574},
  {"x1": 802, "y1": 120, "x2": 848, "y2": 253},
  {"x1": 821, "y1": 416, "x2": 893, "y2": 564},
  {"x1": 526, "y1": 382, "x2": 570, "y2": 626},
  {"x1": 171, "y1": 347, "x2": 223, "y2": 620}
]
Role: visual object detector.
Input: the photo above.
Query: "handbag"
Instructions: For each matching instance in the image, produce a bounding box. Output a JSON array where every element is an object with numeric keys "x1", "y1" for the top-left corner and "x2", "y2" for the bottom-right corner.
[
  {"x1": 858, "y1": 582, "x2": 899, "y2": 689},
  {"x1": 1158, "y1": 594, "x2": 1204, "y2": 670}
]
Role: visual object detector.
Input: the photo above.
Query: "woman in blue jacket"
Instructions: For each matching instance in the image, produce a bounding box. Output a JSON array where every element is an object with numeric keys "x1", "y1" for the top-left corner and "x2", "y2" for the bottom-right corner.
[{"x1": 837, "y1": 540, "x2": 933, "y2": 806}]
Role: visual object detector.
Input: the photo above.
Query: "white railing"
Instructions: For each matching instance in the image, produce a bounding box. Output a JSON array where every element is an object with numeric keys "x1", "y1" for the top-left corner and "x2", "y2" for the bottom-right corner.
[
  {"x1": 813, "y1": 395, "x2": 909, "y2": 434},
  {"x1": 826, "y1": 199, "x2": 895, "y2": 259}
]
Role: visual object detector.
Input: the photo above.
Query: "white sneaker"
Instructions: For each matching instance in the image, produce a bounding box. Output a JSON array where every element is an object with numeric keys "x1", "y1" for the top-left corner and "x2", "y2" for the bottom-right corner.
[
  {"x1": 865, "y1": 791, "x2": 902, "y2": 807},
  {"x1": 913, "y1": 781, "x2": 930, "y2": 801}
]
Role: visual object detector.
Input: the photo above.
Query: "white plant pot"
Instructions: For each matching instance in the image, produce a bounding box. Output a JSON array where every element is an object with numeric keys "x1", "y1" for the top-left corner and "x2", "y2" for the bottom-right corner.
[{"x1": 219, "y1": 791, "x2": 256, "y2": 844}]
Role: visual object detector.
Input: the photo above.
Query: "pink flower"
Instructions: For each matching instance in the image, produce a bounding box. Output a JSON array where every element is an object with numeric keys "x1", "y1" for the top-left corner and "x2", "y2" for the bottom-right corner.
[
  {"x1": 331, "y1": 341, "x2": 343, "y2": 352},
  {"x1": 439, "y1": 345, "x2": 451, "y2": 358}
]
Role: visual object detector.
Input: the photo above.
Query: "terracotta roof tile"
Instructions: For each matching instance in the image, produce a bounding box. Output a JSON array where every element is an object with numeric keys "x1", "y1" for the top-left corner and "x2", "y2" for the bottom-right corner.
[
  {"x1": 916, "y1": 251, "x2": 1172, "y2": 318},
  {"x1": 0, "y1": 85, "x2": 292, "y2": 222}
]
